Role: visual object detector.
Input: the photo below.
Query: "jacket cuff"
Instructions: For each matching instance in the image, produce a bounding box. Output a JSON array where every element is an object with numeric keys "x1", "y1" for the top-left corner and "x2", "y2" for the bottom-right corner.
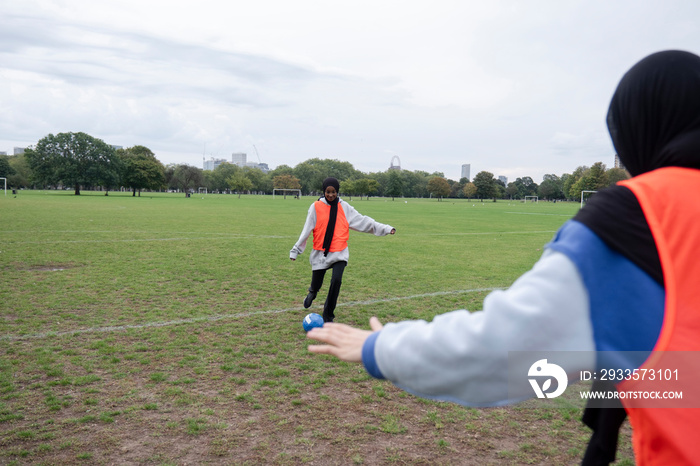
[{"x1": 362, "y1": 331, "x2": 385, "y2": 379}]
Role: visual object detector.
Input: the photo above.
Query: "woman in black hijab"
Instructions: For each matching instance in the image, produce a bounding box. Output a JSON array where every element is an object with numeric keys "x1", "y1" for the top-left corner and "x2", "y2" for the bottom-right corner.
[
  {"x1": 290, "y1": 177, "x2": 396, "y2": 323},
  {"x1": 576, "y1": 50, "x2": 700, "y2": 465}
]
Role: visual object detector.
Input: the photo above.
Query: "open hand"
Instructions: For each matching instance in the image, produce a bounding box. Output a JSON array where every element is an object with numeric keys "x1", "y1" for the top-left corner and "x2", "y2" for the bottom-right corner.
[{"x1": 307, "y1": 317, "x2": 383, "y2": 362}]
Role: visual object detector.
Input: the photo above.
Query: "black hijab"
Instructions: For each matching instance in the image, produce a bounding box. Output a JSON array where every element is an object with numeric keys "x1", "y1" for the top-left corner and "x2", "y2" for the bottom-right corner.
[
  {"x1": 607, "y1": 50, "x2": 700, "y2": 177},
  {"x1": 578, "y1": 50, "x2": 700, "y2": 466},
  {"x1": 575, "y1": 50, "x2": 700, "y2": 286},
  {"x1": 321, "y1": 177, "x2": 340, "y2": 257}
]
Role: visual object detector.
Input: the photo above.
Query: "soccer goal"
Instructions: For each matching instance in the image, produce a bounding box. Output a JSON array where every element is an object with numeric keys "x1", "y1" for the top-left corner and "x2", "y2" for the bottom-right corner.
[
  {"x1": 198, "y1": 187, "x2": 207, "y2": 194},
  {"x1": 581, "y1": 190, "x2": 598, "y2": 208},
  {"x1": 524, "y1": 196, "x2": 538, "y2": 203},
  {"x1": 273, "y1": 188, "x2": 301, "y2": 199}
]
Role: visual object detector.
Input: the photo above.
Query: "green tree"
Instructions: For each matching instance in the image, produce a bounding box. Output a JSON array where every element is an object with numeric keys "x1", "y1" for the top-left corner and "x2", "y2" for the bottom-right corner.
[
  {"x1": 385, "y1": 170, "x2": 404, "y2": 200},
  {"x1": 513, "y1": 176, "x2": 538, "y2": 198},
  {"x1": 267, "y1": 164, "x2": 295, "y2": 180},
  {"x1": 273, "y1": 174, "x2": 301, "y2": 198},
  {"x1": 365, "y1": 179, "x2": 379, "y2": 198},
  {"x1": 348, "y1": 177, "x2": 379, "y2": 200},
  {"x1": 341, "y1": 179, "x2": 356, "y2": 200},
  {"x1": 273, "y1": 174, "x2": 301, "y2": 190},
  {"x1": 7, "y1": 154, "x2": 31, "y2": 188},
  {"x1": 0, "y1": 155, "x2": 15, "y2": 180},
  {"x1": 242, "y1": 167, "x2": 270, "y2": 193},
  {"x1": 563, "y1": 166, "x2": 588, "y2": 200},
  {"x1": 228, "y1": 172, "x2": 253, "y2": 198},
  {"x1": 494, "y1": 178, "x2": 506, "y2": 199},
  {"x1": 463, "y1": 182, "x2": 477, "y2": 200},
  {"x1": 208, "y1": 162, "x2": 239, "y2": 193},
  {"x1": 117, "y1": 145, "x2": 165, "y2": 196},
  {"x1": 587, "y1": 162, "x2": 608, "y2": 190},
  {"x1": 25, "y1": 132, "x2": 117, "y2": 195},
  {"x1": 427, "y1": 176, "x2": 451, "y2": 201},
  {"x1": 570, "y1": 176, "x2": 598, "y2": 200},
  {"x1": 538, "y1": 174, "x2": 563, "y2": 200},
  {"x1": 451, "y1": 179, "x2": 465, "y2": 198},
  {"x1": 473, "y1": 171, "x2": 497, "y2": 200},
  {"x1": 303, "y1": 158, "x2": 362, "y2": 182},
  {"x1": 399, "y1": 170, "x2": 429, "y2": 198},
  {"x1": 567, "y1": 162, "x2": 608, "y2": 199},
  {"x1": 171, "y1": 164, "x2": 203, "y2": 196},
  {"x1": 164, "y1": 164, "x2": 176, "y2": 190},
  {"x1": 605, "y1": 167, "x2": 630, "y2": 186},
  {"x1": 294, "y1": 161, "x2": 324, "y2": 195}
]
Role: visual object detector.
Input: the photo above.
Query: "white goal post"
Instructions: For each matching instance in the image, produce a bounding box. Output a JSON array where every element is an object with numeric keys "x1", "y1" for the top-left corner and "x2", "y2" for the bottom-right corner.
[
  {"x1": 580, "y1": 190, "x2": 598, "y2": 208},
  {"x1": 524, "y1": 196, "x2": 538, "y2": 203},
  {"x1": 273, "y1": 188, "x2": 301, "y2": 199},
  {"x1": 198, "y1": 187, "x2": 207, "y2": 194},
  {"x1": 0, "y1": 177, "x2": 5, "y2": 196}
]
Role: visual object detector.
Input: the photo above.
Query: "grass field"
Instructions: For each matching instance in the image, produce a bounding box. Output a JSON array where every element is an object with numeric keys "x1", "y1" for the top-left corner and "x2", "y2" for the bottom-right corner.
[{"x1": 0, "y1": 191, "x2": 634, "y2": 465}]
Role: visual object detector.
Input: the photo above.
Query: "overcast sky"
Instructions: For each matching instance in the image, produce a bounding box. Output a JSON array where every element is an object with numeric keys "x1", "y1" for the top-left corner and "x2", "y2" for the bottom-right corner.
[{"x1": 2, "y1": 1, "x2": 698, "y2": 182}]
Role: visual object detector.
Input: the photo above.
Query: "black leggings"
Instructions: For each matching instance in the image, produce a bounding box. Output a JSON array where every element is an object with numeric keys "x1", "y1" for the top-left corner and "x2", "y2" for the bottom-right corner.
[{"x1": 309, "y1": 261, "x2": 347, "y2": 322}]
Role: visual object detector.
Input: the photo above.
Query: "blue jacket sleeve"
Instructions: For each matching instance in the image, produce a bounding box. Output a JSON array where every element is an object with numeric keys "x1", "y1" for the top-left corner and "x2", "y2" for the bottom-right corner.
[{"x1": 362, "y1": 331, "x2": 385, "y2": 379}]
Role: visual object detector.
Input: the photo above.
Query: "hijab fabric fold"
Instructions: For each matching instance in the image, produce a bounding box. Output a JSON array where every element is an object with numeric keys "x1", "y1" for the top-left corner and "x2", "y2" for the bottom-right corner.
[{"x1": 321, "y1": 177, "x2": 340, "y2": 257}]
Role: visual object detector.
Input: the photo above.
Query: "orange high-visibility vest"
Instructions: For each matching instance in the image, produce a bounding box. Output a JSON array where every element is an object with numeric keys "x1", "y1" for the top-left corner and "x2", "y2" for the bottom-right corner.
[
  {"x1": 313, "y1": 201, "x2": 349, "y2": 253},
  {"x1": 617, "y1": 167, "x2": 700, "y2": 465}
]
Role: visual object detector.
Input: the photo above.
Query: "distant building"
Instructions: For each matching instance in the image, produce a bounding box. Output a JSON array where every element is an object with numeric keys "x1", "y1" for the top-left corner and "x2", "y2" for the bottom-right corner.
[
  {"x1": 498, "y1": 175, "x2": 508, "y2": 186},
  {"x1": 13, "y1": 147, "x2": 25, "y2": 155},
  {"x1": 110, "y1": 145, "x2": 123, "y2": 151},
  {"x1": 231, "y1": 152, "x2": 247, "y2": 165},
  {"x1": 204, "y1": 157, "x2": 228, "y2": 171},
  {"x1": 389, "y1": 155, "x2": 401, "y2": 171},
  {"x1": 230, "y1": 152, "x2": 269, "y2": 172},
  {"x1": 461, "y1": 164, "x2": 471, "y2": 181},
  {"x1": 0, "y1": 151, "x2": 7, "y2": 156},
  {"x1": 245, "y1": 162, "x2": 269, "y2": 173}
]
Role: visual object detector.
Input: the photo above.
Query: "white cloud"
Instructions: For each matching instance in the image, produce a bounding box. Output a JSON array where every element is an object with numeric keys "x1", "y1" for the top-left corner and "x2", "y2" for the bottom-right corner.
[{"x1": 2, "y1": 0, "x2": 700, "y2": 181}]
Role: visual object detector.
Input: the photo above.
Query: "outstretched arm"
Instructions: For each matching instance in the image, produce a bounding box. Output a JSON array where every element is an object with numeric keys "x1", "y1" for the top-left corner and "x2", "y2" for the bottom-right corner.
[
  {"x1": 290, "y1": 204, "x2": 316, "y2": 260},
  {"x1": 307, "y1": 249, "x2": 595, "y2": 406},
  {"x1": 342, "y1": 201, "x2": 395, "y2": 236}
]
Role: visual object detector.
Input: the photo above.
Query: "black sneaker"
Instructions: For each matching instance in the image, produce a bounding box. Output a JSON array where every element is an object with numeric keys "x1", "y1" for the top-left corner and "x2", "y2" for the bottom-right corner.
[{"x1": 303, "y1": 291, "x2": 317, "y2": 309}]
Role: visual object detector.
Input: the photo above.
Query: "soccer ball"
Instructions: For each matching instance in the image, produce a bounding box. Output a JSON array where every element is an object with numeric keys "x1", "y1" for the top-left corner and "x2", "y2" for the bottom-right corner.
[{"x1": 303, "y1": 313, "x2": 324, "y2": 332}]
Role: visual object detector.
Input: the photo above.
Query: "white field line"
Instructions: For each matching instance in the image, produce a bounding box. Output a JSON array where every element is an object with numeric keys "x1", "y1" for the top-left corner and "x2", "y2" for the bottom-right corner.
[
  {"x1": 2, "y1": 230, "x2": 556, "y2": 245},
  {"x1": 412, "y1": 230, "x2": 556, "y2": 236},
  {"x1": 504, "y1": 212, "x2": 573, "y2": 217},
  {"x1": 1, "y1": 287, "x2": 501, "y2": 341},
  {"x1": 3, "y1": 235, "x2": 291, "y2": 245}
]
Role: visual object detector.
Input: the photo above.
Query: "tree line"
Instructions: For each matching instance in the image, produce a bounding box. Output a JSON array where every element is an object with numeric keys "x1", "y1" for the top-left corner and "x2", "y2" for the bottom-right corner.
[{"x1": 1, "y1": 132, "x2": 628, "y2": 199}]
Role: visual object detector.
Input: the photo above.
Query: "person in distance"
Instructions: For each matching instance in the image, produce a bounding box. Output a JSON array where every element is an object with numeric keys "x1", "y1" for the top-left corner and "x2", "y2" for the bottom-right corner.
[{"x1": 290, "y1": 177, "x2": 395, "y2": 323}]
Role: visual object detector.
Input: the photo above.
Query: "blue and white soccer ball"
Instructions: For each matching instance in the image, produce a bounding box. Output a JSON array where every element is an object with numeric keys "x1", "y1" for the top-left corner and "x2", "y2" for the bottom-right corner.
[{"x1": 303, "y1": 313, "x2": 324, "y2": 332}]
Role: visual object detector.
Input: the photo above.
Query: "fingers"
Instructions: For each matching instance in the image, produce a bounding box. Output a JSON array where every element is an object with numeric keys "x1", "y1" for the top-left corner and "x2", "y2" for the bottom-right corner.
[
  {"x1": 306, "y1": 323, "x2": 369, "y2": 363},
  {"x1": 369, "y1": 316, "x2": 384, "y2": 331},
  {"x1": 307, "y1": 344, "x2": 338, "y2": 356}
]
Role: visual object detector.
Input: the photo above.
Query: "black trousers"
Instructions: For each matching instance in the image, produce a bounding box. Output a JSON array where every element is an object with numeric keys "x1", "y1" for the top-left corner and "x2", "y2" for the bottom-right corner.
[{"x1": 309, "y1": 261, "x2": 347, "y2": 322}]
